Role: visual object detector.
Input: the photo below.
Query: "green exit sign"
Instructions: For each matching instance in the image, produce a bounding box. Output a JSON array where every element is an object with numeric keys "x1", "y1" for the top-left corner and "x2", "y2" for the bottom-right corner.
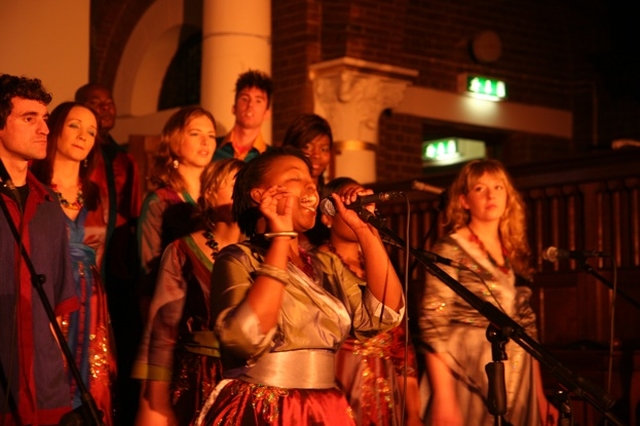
[
  {"x1": 422, "y1": 138, "x2": 458, "y2": 161},
  {"x1": 422, "y1": 138, "x2": 486, "y2": 166},
  {"x1": 459, "y1": 74, "x2": 507, "y2": 101}
]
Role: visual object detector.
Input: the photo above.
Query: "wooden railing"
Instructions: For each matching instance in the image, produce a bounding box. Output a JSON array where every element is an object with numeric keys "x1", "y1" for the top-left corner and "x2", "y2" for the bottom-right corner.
[
  {"x1": 372, "y1": 148, "x2": 640, "y2": 425},
  {"x1": 129, "y1": 133, "x2": 640, "y2": 423}
]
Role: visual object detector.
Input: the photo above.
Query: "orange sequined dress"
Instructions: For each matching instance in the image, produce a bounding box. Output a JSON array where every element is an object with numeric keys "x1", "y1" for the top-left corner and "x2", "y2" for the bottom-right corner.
[{"x1": 336, "y1": 322, "x2": 418, "y2": 425}]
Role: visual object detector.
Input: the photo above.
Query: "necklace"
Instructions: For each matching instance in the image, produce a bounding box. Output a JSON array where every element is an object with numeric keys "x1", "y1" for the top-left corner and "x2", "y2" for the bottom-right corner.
[
  {"x1": 295, "y1": 246, "x2": 316, "y2": 280},
  {"x1": 327, "y1": 241, "x2": 365, "y2": 280},
  {"x1": 202, "y1": 226, "x2": 219, "y2": 260},
  {"x1": 52, "y1": 182, "x2": 84, "y2": 210},
  {"x1": 467, "y1": 227, "x2": 510, "y2": 275}
]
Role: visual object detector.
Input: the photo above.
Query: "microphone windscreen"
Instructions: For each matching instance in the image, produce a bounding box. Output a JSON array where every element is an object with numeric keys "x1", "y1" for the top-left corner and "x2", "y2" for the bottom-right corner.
[
  {"x1": 542, "y1": 246, "x2": 559, "y2": 262},
  {"x1": 319, "y1": 198, "x2": 337, "y2": 217}
]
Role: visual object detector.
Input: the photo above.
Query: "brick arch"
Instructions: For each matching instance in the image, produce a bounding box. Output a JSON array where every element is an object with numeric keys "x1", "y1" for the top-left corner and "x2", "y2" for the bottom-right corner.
[{"x1": 113, "y1": 0, "x2": 201, "y2": 117}]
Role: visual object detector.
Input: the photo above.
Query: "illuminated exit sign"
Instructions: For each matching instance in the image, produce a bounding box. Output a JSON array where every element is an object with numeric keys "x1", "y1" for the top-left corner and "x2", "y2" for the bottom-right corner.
[
  {"x1": 422, "y1": 138, "x2": 486, "y2": 166},
  {"x1": 458, "y1": 74, "x2": 507, "y2": 101},
  {"x1": 423, "y1": 138, "x2": 458, "y2": 161}
]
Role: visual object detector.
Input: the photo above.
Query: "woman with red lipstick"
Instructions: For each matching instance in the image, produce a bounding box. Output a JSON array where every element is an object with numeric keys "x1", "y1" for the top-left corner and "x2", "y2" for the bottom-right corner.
[
  {"x1": 418, "y1": 159, "x2": 558, "y2": 425},
  {"x1": 199, "y1": 147, "x2": 404, "y2": 426},
  {"x1": 32, "y1": 102, "x2": 116, "y2": 425}
]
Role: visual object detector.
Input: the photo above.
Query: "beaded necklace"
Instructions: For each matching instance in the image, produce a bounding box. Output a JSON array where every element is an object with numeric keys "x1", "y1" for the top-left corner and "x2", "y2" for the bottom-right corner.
[
  {"x1": 202, "y1": 225, "x2": 219, "y2": 260},
  {"x1": 467, "y1": 227, "x2": 510, "y2": 275},
  {"x1": 326, "y1": 240, "x2": 365, "y2": 280},
  {"x1": 52, "y1": 182, "x2": 84, "y2": 210}
]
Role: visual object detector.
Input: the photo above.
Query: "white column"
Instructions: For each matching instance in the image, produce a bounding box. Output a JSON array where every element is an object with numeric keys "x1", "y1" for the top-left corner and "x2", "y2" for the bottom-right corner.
[
  {"x1": 201, "y1": 0, "x2": 272, "y2": 143},
  {"x1": 309, "y1": 58, "x2": 417, "y2": 184}
]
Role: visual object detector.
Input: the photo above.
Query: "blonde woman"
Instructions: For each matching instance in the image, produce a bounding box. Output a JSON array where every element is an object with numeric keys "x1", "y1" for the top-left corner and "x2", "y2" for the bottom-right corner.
[
  {"x1": 137, "y1": 106, "x2": 218, "y2": 318},
  {"x1": 133, "y1": 106, "x2": 217, "y2": 423},
  {"x1": 418, "y1": 159, "x2": 558, "y2": 425}
]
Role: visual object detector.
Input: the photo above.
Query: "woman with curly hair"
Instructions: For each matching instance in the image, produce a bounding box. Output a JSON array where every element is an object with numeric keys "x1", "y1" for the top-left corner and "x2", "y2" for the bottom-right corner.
[{"x1": 418, "y1": 159, "x2": 558, "y2": 425}]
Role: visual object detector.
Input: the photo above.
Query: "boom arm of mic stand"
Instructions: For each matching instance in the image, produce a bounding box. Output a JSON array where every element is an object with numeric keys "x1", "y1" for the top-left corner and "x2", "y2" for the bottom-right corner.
[
  {"x1": 578, "y1": 259, "x2": 640, "y2": 311},
  {"x1": 364, "y1": 214, "x2": 623, "y2": 425}
]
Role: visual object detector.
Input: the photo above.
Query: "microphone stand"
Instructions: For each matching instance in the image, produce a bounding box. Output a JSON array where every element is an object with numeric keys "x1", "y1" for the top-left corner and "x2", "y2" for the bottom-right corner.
[
  {"x1": 0, "y1": 187, "x2": 103, "y2": 425},
  {"x1": 555, "y1": 390, "x2": 573, "y2": 426},
  {"x1": 407, "y1": 189, "x2": 447, "y2": 277},
  {"x1": 577, "y1": 258, "x2": 640, "y2": 311},
  {"x1": 485, "y1": 324, "x2": 508, "y2": 425},
  {"x1": 357, "y1": 207, "x2": 624, "y2": 425}
]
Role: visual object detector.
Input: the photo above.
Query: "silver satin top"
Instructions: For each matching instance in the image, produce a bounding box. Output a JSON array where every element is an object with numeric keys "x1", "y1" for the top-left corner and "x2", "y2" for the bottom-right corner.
[
  {"x1": 210, "y1": 242, "x2": 404, "y2": 388},
  {"x1": 418, "y1": 233, "x2": 541, "y2": 424}
]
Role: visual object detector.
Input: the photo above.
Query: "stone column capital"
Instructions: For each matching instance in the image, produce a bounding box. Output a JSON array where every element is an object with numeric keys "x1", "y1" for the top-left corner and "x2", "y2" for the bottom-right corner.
[
  {"x1": 309, "y1": 57, "x2": 417, "y2": 145},
  {"x1": 308, "y1": 57, "x2": 417, "y2": 183}
]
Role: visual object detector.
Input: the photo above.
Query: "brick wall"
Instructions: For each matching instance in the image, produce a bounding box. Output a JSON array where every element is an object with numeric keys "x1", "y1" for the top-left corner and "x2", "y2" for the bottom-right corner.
[
  {"x1": 89, "y1": 0, "x2": 640, "y2": 182},
  {"x1": 377, "y1": 112, "x2": 424, "y2": 183},
  {"x1": 270, "y1": 0, "x2": 637, "y2": 180},
  {"x1": 272, "y1": 0, "x2": 323, "y2": 145},
  {"x1": 89, "y1": 0, "x2": 154, "y2": 88}
]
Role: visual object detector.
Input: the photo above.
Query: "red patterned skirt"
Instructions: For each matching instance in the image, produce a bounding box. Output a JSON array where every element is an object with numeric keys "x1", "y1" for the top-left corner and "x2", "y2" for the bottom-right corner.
[{"x1": 200, "y1": 380, "x2": 355, "y2": 426}]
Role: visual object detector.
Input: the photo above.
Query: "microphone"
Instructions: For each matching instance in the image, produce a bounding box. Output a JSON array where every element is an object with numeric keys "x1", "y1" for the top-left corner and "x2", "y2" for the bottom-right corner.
[
  {"x1": 542, "y1": 246, "x2": 609, "y2": 262},
  {"x1": 319, "y1": 191, "x2": 404, "y2": 217},
  {"x1": 412, "y1": 180, "x2": 446, "y2": 195}
]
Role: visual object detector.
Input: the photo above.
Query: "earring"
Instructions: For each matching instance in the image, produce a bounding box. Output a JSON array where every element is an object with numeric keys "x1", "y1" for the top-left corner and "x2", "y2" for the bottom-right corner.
[
  {"x1": 326, "y1": 224, "x2": 332, "y2": 229},
  {"x1": 83, "y1": 158, "x2": 88, "y2": 168},
  {"x1": 172, "y1": 159, "x2": 179, "y2": 169}
]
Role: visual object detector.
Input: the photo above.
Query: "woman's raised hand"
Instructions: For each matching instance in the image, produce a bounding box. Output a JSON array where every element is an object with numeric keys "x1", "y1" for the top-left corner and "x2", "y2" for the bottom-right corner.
[
  {"x1": 330, "y1": 186, "x2": 375, "y2": 233},
  {"x1": 258, "y1": 185, "x2": 295, "y2": 233}
]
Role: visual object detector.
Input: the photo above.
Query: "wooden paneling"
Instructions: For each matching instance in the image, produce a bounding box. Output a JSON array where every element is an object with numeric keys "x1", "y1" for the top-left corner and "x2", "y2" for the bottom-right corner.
[{"x1": 373, "y1": 148, "x2": 640, "y2": 424}]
